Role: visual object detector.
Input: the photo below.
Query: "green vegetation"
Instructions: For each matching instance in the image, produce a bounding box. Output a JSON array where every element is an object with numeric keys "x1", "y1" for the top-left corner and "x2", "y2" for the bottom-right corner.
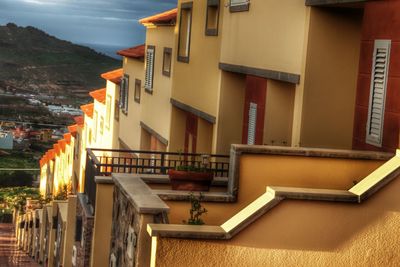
[
  {"x1": 0, "y1": 151, "x2": 38, "y2": 168},
  {"x1": 0, "y1": 187, "x2": 40, "y2": 211},
  {"x1": 183, "y1": 193, "x2": 208, "y2": 225}
]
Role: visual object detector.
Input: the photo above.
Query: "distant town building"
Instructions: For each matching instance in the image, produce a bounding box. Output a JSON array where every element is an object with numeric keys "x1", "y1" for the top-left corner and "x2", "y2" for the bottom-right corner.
[{"x1": 0, "y1": 131, "x2": 13, "y2": 150}]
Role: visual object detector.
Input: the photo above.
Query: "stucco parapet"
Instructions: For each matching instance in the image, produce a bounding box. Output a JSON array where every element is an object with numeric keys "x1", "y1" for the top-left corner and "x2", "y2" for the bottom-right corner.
[
  {"x1": 147, "y1": 224, "x2": 227, "y2": 239},
  {"x1": 268, "y1": 186, "x2": 358, "y2": 202},
  {"x1": 230, "y1": 144, "x2": 393, "y2": 161},
  {"x1": 112, "y1": 173, "x2": 170, "y2": 214},
  {"x1": 94, "y1": 175, "x2": 114, "y2": 184},
  {"x1": 305, "y1": 0, "x2": 368, "y2": 6}
]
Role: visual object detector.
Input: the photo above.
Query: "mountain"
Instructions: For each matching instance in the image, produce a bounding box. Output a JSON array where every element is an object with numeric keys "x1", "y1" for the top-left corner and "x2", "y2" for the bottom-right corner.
[{"x1": 0, "y1": 23, "x2": 121, "y2": 105}]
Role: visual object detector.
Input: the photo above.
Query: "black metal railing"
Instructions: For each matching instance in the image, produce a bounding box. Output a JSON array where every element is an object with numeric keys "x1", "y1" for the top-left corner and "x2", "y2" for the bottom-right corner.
[{"x1": 84, "y1": 148, "x2": 230, "y2": 211}]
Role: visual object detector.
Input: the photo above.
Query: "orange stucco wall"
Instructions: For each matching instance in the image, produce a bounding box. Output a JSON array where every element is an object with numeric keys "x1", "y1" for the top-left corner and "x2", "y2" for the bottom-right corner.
[
  {"x1": 154, "y1": 174, "x2": 400, "y2": 267},
  {"x1": 165, "y1": 154, "x2": 384, "y2": 225}
]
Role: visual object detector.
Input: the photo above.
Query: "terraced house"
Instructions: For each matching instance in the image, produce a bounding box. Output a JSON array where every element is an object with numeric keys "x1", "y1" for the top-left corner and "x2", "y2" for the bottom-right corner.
[{"x1": 16, "y1": 0, "x2": 400, "y2": 266}]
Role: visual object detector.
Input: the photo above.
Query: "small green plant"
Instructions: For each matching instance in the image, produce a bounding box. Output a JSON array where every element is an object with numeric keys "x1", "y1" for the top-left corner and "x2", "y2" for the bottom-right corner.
[
  {"x1": 183, "y1": 193, "x2": 207, "y2": 225},
  {"x1": 175, "y1": 150, "x2": 211, "y2": 173}
]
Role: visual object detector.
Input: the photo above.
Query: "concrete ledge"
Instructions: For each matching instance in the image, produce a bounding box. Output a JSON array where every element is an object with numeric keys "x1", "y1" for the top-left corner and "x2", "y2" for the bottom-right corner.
[
  {"x1": 112, "y1": 173, "x2": 170, "y2": 214},
  {"x1": 147, "y1": 224, "x2": 226, "y2": 239},
  {"x1": 95, "y1": 176, "x2": 114, "y2": 184},
  {"x1": 153, "y1": 190, "x2": 235, "y2": 202},
  {"x1": 305, "y1": 0, "x2": 367, "y2": 6},
  {"x1": 140, "y1": 174, "x2": 228, "y2": 187},
  {"x1": 268, "y1": 186, "x2": 358, "y2": 202},
  {"x1": 231, "y1": 145, "x2": 393, "y2": 161}
]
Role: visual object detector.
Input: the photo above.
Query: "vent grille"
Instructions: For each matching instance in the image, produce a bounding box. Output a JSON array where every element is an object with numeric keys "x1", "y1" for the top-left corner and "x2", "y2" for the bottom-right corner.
[
  {"x1": 366, "y1": 40, "x2": 391, "y2": 147},
  {"x1": 145, "y1": 46, "x2": 155, "y2": 90},
  {"x1": 247, "y1": 102, "x2": 257, "y2": 145}
]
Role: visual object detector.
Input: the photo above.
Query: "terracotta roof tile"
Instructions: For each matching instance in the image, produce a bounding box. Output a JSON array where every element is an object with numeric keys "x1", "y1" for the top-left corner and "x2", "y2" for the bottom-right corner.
[
  {"x1": 74, "y1": 116, "x2": 84, "y2": 126},
  {"x1": 68, "y1": 124, "x2": 78, "y2": 134},
  {"x1": 101, "y1": 68, "x2": 123, "y2": 84},
  {"x1": 80, "y1": 103, "x2": 94, "y2": 118},
  {"x1": 58, "y1": 139, "x2": 66, "y2": 152},
  {"x1": 139, "y1": 8, "x2": 177, "y2": 25},
  {"x1": 63, "y1": 133, "x2": 71, "y2": 144},
  {"x1": 53, "y1": 144, "x2": 61, "y2": 155},
  {"x1": 48, "y1": 149, "x2": 55, "y2": 160},
  {"x1": 89, "y1": 88, "x2": 106, "y2": 104},
  {"x1": 117, "y1": 44, "x2": 145, "y2": 59}
]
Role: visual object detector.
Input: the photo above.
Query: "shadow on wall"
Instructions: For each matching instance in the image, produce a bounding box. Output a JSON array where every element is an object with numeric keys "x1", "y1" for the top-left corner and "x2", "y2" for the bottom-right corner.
[{"x1": 223, "y1": 176, "x2": 400, "y2": 251}]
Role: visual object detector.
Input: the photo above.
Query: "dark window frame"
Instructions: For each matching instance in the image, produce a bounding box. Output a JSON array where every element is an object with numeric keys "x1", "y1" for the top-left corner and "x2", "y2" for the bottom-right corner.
[
  {"x1": 229, "y1": 0, "x2": 250, "y2": 12},
  {"x1": 205, "y1": 0, "x2": 220, "y2": 36},
  {"x1": 177, "y1": 2, "x2": 193, "y2": 63},
  {"x1": 134, "y1": 79, "x2": 141, "y2": 104},
  {"x1": 162, "y1": 47, "x2": 172, "y2": 77}
]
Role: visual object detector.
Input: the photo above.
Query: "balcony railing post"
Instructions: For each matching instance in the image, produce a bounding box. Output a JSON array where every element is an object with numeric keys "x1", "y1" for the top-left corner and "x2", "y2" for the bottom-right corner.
[{"x1": 160, "y1": 153, "x2": 166, "y2": 174}]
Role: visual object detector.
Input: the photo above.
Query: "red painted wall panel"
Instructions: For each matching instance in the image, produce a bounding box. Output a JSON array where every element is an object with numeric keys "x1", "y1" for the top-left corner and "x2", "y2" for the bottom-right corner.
[
  {"x1": 242, "y1": 75, "x2": 267, "y2": 145},
  {"x1": 353, "y1": 0, "x2": 400, "y2": 152}
]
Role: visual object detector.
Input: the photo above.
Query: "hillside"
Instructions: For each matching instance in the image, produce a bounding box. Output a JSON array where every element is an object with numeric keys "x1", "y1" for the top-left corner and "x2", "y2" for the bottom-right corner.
[{"x1": 0, "y1": 23, "x2": 121, "y2": 105}]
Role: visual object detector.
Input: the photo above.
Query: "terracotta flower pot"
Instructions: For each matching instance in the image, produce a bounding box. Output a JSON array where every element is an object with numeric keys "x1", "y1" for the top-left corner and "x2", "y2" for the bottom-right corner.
[{"x1": 168, "y1": 169, "x2": 213, "y2": 191}]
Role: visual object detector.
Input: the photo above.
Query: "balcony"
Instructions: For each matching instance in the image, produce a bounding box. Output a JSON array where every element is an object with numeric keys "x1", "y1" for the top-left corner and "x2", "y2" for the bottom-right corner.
[{"x1": 84, "y1": 148, "x2": 230, "y2": 212}]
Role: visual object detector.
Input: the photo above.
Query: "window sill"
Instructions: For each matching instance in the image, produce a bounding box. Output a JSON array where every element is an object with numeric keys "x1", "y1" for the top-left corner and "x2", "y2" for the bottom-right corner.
[
  {"x1": 121, "y1": 110, "x2": 128, "y2": 116},
  {"x1": 205, "y1": 28, "x2": 218, "y2": 36},
  {"x1": 229, "y1": 3, "x2": 250, "y2": 12},
  {"x1": 145, "y1": 88, "x2": 153, "y2": 95},
  {"x1": 162, "y1": 70, "x2": 171, "y2": 77},
  {"x1": 134, "y1": 98, "x2": 140, "y2": 104},
  {"x1": 177, "y1": 55, "x2": 190, "y2": 63}
]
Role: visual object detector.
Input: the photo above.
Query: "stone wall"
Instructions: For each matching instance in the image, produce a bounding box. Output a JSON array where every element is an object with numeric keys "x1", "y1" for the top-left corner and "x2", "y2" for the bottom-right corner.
[{"x1": 74, "y1": 194, "x2": 94, "y2": 267}]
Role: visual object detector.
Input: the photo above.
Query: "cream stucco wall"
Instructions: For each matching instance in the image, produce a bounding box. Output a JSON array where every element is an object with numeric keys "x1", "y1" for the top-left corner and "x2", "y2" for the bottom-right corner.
[
  {"x1": 300, "y1": 7, "x2": 363, "y2": 149},
  {"x1": 168, "y1": 106, "x2": 186, "y2": 153},
  {"x1": 141, "y1": 26, "x2": 175, "y2": 147},
  {"x1": 172, "y1": 0, "x2": 223, "y2": 117},
  {"x1": 220, "y1": 0, "x2": 308, "y2": 75},
  {"x1": 119, "y1": 58, "x2": 144, "y2": 150},
  {"x1": 264, "y1": 80, "x2": 295, "y2": 146},
  {"x1": 196, "y1": 118, "x2": 213, "y2": 153},
  {"x1": 216, "y1": 72, "x2": 245, "y2": 154},
  {"x1": 154, "y1": 175, "x2": 400, "y2": 267},
  {"x1": 165, "y1": 155, "x2": 384, "y2": 225},
  {"x1": 90, "y1": 183, "x2": 114, "y2": 267}
]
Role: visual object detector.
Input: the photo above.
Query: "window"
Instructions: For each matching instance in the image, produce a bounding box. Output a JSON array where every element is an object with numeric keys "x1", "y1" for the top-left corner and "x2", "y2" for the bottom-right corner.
[
  {"x1": 145, "y1": 46, "x2": 155, "y2": 92},
  {"x1": 178, "y1": 2, "x2": 193, "y2": 63},
  {"x1": 247, "y1": 102, "x2": 257, "y2": 145},
  {"x1": 114, "y1": 100, "x2": 119, "y2": 121},
  {"x1": 134, "y1": 79, "x2": 141, "y2": 103},
  {"x1": 99, "y1": 116, "x2": 104, "y2": 136},
  {"x1": 119, "y1": 75, "x2": 129, "y2": 114},
  {"x1": 366, "y1": 39, "x2": 391, "y2": 147},
  {"x1": 93, "y1": 110, "x2": 98, "y2": 142},
  {"x1": 230, "y1": 0, "x2": 250, "y2": 12},
  {"x1": 106, "y1": 95, "x2": 112, "y2": 129},
  {"x1": 162, "y1": 47, "x2": 172, "y2": 77},
  {"x1": 205, "y1": 0, "x2": 220, "y2": 36}
]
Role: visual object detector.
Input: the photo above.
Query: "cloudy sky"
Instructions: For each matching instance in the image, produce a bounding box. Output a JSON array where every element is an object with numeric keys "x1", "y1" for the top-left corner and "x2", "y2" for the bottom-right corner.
[{"x1": 0, "y1": 0, "x2": 177, "y2": 48}]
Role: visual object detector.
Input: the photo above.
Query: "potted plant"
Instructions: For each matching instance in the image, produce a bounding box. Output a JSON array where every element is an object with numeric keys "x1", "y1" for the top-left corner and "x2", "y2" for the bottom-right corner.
[{"x1": 168, "y1": 153, "x2": 214, "y2": 191}]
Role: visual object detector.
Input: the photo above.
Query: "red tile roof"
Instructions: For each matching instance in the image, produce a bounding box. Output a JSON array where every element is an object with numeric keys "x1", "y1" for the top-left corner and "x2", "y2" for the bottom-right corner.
[
  {"x1": 68, "y1": 124, "x2": 78, "y2": 134},
  {"x1": 58, "y1": 139, "x2": 66, "y2": 152},
  {"x1": 80, "y1": 103, "x2": 94, "y2": 118},
  {"x1": 89, "y1": 88, "x2": 106, "y2": 104},
  {"x1": 101, "y1": 68, "x2": 123, "y2": 84},
  {"x1": 117, "y1": 44, "x2": 145, "y2": 59},
  {"x1": 74, "y1": 116, "x2": 84, "y2": 126},
  {"x1": 139, "y1": 8, "x2": 177, "y2": 25},
  {"x1": 40, "y1": 156, "x2": 47, "y2": 168},
  {"x1": 53, "y1": 144, "x2": 61, "y2": 156},
  {"x1": 48, "y1": 149, "x2": 55, "y2": 161},
  {"x1": 63, "y1": 133, "x2": 71, "y2": 144}
]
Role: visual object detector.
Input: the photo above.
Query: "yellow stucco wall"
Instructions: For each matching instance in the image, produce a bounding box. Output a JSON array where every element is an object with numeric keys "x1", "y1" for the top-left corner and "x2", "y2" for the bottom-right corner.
[
  {"x1": 165, "y1": 155, "x2": 384, "y2": 225},
  {"x1": 196, "y1": 118, "x2": 213, "y2": 154},
  {"x1": 264, "y1": 80, "x2": 295, "y2": 146},
  {"x1": 90, "y1": 183, "x2": 114, "y2": 267},
  {"x1": 172, "y1": 0, "x2": 223, "y2": 117},
  {"x1": 300, "y1": 7, "x2": 363, "y2": 149},
  {"x1": 168, "y1": 106, "x2": 186, "y2": 153},
  {"x1": 119, "y1": 58, "x2": 144, "y2": 150},
  {"x1": 216, "y1": 72, "x2": 246, "y2": 154},
  {"x1": 141, "y1": 26, "x2": 175, "y2": 146},
  {"x1": 220, "y1": 0, "x2": 308, "y2": 75},
  {"x1": 154, "y1": 176, "x2": 400, "y2": 267}
]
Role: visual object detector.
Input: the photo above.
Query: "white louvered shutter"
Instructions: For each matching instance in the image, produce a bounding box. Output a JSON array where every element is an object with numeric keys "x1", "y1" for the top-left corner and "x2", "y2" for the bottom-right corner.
[
  {"x1": 247, "y1": 102, "x2": 257, "y2": 145},
  {"x1": 145, "y1": 47, "x2": 155, "y2": 90},
  {"x1": 124, "y1": 76, "x2": 129, "y2": 113},
  {"x1": 119, "y1": 78, "x2": 125, "y2": 109},
  {"x1": 366, "y1": 40, "x2": 391, "y2": 147}
]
